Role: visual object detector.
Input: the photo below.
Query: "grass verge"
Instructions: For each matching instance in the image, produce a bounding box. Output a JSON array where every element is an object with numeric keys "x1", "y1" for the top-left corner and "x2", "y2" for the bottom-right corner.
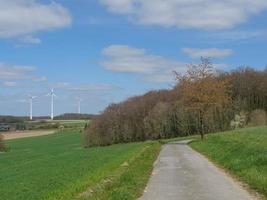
[
  {"x1": 78, "y1": 142, "x2": 161, "y2": 200},
  {"x1": 190, "y1": 126, "x2": 267, "y2": 198}
]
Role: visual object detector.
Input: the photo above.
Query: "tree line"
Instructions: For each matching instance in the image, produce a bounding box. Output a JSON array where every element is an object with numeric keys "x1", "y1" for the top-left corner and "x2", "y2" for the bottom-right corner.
[
  {"x1": 84, "y1": 58, "x2": 267, "y2": 147},
  {"x1": 54, "y1": 113, "x2": 97, "y2": 120},
  {"x1": 0, "y1": 113, "x2": 96, "y2": 123}
]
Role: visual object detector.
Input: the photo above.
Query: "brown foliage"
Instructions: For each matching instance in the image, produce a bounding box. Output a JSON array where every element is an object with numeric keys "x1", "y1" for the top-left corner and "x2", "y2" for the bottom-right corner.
[
  {"x1": 229, "y1": 67, "x2": 267, "y2": 111},
  {"x1": 84, "y1": 90, "x2": 174, "y2": 147},
  {"x1": 174, "y1": 58, "x2": 232, "y2": 139},
  {"x1": 144, "y1": 102, "x2": 173, "y2": 139},
  {"x1": 84, "y1": 59, "x2": 267, "y2": 147}
]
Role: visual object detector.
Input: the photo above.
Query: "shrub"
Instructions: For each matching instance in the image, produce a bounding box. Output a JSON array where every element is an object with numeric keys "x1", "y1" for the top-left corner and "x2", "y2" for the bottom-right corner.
[
  {"x1": 0, "y1": 134, "x2": 7, "y2": 152},
  {"x1": 248, "y1": 109, "x2": 267, "y2": 126},
  {"x1": 58, "y1": 125, "x2": 65, "y2": 131},
  {"x1": 230, "y1": 111, "x2": 248, "y2": 129},
  {"x1": 84, "y1": 117, "x2": 112, "y2": 147}
]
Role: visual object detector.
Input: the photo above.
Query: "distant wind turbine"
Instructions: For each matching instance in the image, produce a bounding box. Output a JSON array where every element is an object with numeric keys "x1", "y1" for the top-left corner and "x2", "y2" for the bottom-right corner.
[
  {"x1": 77, "y1": 98, "x2": 83, "y2": 114},
  {"x1": 47, "y1": 88, "x2": 56, "y2": 120},
  {"x1": 28, "y1": 94, "x2": 37, "y2": 120}
]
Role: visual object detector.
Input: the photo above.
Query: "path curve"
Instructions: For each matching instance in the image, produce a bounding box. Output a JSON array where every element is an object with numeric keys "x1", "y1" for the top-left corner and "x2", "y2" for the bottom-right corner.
[{"x1": 139, "y1": 140, "x2": 257, "y2": 200}]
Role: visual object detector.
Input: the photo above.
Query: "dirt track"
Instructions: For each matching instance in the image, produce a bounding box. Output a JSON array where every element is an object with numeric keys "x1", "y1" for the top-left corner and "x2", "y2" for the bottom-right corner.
[{"x1": 2, "y1": 130, "x2": 55, "y2": 140}]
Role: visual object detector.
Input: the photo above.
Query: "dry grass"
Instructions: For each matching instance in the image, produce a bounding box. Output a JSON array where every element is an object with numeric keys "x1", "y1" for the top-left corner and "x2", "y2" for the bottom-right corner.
[{"x1": 2, "y1": 130, "x2": 55, "y2": 140}]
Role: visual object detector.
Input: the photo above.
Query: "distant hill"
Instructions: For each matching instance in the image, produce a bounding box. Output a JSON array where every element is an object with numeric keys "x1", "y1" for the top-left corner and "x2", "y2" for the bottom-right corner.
[
  {"x1": 0, "y1": 116, "x2": 26, "y2": 123},
  {"x1": 0, "y1": 113, "x2": 96, "y2": 123},
  {"x1": 54, "y1": 113, "x2": 97, "y2": 120}
]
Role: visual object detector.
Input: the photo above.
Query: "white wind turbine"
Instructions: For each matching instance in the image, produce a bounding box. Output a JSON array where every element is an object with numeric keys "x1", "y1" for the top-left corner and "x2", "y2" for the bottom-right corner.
[
  {"x1": 28, "y1": 94, "x2": 37, "y2": 120},
  {"x1": 77, "y1": 97, "x2": 83, "y2": 114},
  {"x1": 47, "y1": 88, "x2": 56, "y2": 120}
]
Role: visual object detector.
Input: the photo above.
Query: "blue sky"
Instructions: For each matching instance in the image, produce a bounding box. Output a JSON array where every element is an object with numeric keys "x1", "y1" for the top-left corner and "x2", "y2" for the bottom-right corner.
[{"x1": 0, "y1": 0, "x2": 267, "y2": 116}]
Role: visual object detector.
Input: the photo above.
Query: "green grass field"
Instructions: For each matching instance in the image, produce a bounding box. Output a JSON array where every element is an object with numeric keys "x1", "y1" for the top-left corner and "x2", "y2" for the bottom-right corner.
[
  {"x1": 0, "y1": 131, "x2": 160, "y2": 200},
  {"x1": 2, "y1": 125, "x2": 266, "y2": 199},
  {"x1": 190, "y1": 126, "x2": 267, "y2": 197}
]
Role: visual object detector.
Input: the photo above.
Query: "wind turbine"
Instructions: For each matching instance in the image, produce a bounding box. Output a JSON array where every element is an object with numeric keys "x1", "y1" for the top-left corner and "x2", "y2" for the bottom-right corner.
[
  {"x1": 47, "y1": 88, "x2": 56, "y2": 120},
  {"x1": 28, "y1": 94, "x2": 37, "y2": 120},
  {"x1": 77, "y1": 98, "x2": 83, "y2": 114}
]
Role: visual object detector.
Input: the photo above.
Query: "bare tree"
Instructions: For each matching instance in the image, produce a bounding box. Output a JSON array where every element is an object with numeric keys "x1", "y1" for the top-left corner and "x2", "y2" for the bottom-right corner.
[{"x1": 174, "y1": 58, "x2": 231, "y2": 139}]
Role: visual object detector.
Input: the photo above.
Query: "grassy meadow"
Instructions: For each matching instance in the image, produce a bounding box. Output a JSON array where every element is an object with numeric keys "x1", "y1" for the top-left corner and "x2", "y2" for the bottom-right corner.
[
  {"x1": 190, "y1": 126, "x2": 267, "y2": 197},
  {"x1": 0, "y1": 131, "x2": 160, "y2": 200}
]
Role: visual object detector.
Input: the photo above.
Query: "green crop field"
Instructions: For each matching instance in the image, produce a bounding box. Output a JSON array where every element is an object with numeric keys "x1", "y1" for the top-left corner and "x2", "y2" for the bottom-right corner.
[
  {"x1": 190, "y1": 126, "x2": 267, "y2": 197},
  {"x1": 25, "y1": 119, "x2": 89, "y2": 130},
  {"x1": 0, "y1": 131, "x2": 160, "y2": 200}
]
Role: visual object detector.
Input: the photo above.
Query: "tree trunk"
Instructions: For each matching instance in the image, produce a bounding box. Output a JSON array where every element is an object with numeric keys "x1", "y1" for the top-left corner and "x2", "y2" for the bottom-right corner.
[{"x1": 199, "y1": 110, "x2": 205, "y2": 140}]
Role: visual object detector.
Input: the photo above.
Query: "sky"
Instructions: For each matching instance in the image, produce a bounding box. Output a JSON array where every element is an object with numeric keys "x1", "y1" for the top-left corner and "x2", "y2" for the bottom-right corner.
[{"x1": 0, "y1": 0, "x2": 267, "y2": 116}]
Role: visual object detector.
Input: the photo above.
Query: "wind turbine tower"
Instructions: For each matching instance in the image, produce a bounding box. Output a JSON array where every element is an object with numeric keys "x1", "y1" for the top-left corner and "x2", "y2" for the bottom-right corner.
[
  {"x1": 48, "y1": 88, "x2": 56, "y2": 120},
  {"x1": 77, "y1": 98, "x2": 83, "y2": 114},
  {"x1": 28, "y1": 95, "x2": 37, "y2": 120}
]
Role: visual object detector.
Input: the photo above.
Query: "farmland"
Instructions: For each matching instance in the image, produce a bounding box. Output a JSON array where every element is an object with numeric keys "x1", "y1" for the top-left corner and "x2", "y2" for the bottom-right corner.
[
  {"x1": 0, "y1": 131, "x2": 160, "y2": 200},
  {"x1": 1, "y1": 126, "x2": 267, "y2": 199},
  {"x1": 191, "y1": 126, "x2": 267, "y2": 197},
  {"x1": 1, "y1": 119, "x2": 89, "y2": 140},
  {"x1": 25, "y1": 119, "x2": 88, "y2": 130},
  {"x1": 2, "y1": 130, "x2": 55, "y2": 140}
]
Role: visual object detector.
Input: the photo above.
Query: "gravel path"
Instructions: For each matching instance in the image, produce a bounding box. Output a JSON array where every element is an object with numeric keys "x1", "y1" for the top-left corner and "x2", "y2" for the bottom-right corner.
[{"x1": 139, "y1": 140, "x2": 257, "y2": 200}]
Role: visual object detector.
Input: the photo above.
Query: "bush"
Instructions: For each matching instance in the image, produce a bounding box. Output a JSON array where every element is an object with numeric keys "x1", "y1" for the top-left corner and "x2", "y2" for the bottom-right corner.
[
  {"x1": 230, "y1": 111, "x2": 248, "y2": 129},
  {"x1": 248, "y1": 109, "x2": 266, "y2": 126},
  {"x1": 84, "y1": 117, "x2": 113, "y2": 147},
  {"x1": 0, "y1": 134, "x2": 7, "y2": 152}
]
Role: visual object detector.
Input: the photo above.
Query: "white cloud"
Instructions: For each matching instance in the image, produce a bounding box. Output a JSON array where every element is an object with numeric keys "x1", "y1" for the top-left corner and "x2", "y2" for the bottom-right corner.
[
  {"x1": 100, "y1": 45, "x2": 187, "y2": 83},
  {"x1": 3, "y1": 81, "x2": 17, "y2": 87},
  {"x1": 32, "y1": 76, "x2": 47, "y2": 82},
  {"x1": 100, "y1": 45, "x2": 185, "y2": 74},
  {"x1": 100, "y1": 45, "x2": 231, "y2": 83},
  {"x1": 182, "y1": 48, "x2": 233, "y2": 58},
  {"x1": 19, "y1": 35, "x2": 42, "y2": 44},
  {"x1": 209, "y1": 30, "x2": 267, "y2": 41},
  {"x1": 54, "y1": 82, "x2": 118, "y2": 91},
  {"x1": 0, "y1": 62, "x2": 46, "y2": 82},
  {"x1": 0, "y1": 0, "x2": 72, "y2": 38},
  {"x1": 99, "y1": 0, "x2": 267, "y2": 30},
  {"x1": 0, "y1": 63, "x2": 35, "y2": 80}
]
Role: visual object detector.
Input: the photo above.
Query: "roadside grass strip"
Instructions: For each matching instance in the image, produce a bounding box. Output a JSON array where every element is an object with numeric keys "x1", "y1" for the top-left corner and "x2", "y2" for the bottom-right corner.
[{"x1": 190, "y1": 126, "x2": 267, "y2": 198}]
